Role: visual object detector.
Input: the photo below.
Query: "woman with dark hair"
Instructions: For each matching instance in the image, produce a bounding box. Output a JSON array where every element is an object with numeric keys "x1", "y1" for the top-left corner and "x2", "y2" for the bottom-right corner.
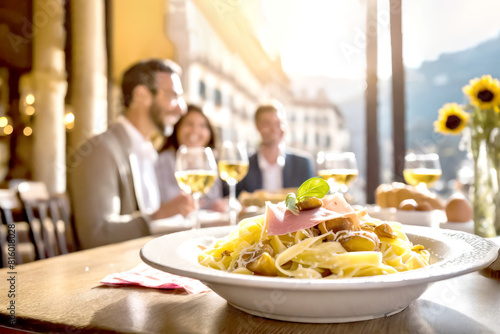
[
  {"x1": 161, "y1": 104, "x2": 216, "y2": 151},
  {"x1": 156, "y1": 105, "x2": 226, "y2": 212}
]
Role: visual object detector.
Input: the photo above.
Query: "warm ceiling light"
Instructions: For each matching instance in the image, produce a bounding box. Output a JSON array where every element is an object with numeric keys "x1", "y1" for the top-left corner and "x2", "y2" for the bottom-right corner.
[
  {"x1": 64, "y1": 112, "x2": 75, "y2": 124},
  {"x1": 25, "y1": 106, "x2": 35, "y2": 116},
  {"x1": 26, "y1": 94, "x2": 35, "y2": 105},
  {"x1": 64, "y1": 112, "x2": 75, "y2": 130},
  {"x1": 0, "y1": 117, "x2": 7, "y2": 127},
  {"x1": 23, "y1": 126, "x2": 33, "y2": 136},
  {"x1": 4, "y1": 124, "x2": 13, "y2": 135}
]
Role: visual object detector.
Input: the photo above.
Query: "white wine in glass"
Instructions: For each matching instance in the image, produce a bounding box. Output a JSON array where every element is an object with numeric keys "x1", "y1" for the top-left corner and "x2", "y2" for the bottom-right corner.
[
  {"x1": 218, "y1": 141, "x2": 249, "y2": 225},
  {"x1": 175, "y1": 146, "x2": 218, "y2": 229},
  {"x1": 317, "y1": 151, "x2": 358, "y2": 193},
  {"x1": 218, "y1": 161, "x2": 249, "y2": 183},
  {"x1": 403, "y1": 153, "x2": 442, "y2": 190},
  {"x1": 175, "y1": 171, "x2": 217, "y2": 195},
  {"x1": 318, "y1": 169, "x2": 359, "y2": 188}
]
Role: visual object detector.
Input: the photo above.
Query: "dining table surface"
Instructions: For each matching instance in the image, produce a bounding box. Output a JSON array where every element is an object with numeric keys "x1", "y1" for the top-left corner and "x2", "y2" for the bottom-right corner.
[{"x1": 1, "y1": 228, "x2": 499, "y2": 334}]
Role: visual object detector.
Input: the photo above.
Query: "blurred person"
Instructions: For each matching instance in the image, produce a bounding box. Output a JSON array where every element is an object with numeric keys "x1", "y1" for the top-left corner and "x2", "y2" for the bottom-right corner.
[
  {"x1": 237, "y1": 101, "x2": 314, "y2": 195},
  {"x1": 68, "y1": 59, "x2": 194, "y2": 249},
  {"x1": 156, "y1": 105, "x2": 226, "y2": 212}
]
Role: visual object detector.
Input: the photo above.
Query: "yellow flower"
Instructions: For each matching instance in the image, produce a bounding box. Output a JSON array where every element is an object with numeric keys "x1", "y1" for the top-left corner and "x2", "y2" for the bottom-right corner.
[
  {"x1": 434, "y1": 103, "x2": 470, "y2": 135},
  {"x1": 462, "y1": 75, "x2": 500, "y2": 112}
]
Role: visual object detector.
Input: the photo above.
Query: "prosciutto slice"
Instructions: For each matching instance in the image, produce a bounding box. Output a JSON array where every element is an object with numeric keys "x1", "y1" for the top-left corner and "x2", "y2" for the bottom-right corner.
[
  {"x1": 322, "y1": 193, "x2": 356, "y2": 214},
  {"x1": 265, "y1": 193, "x2": 359, "y2": 235}
]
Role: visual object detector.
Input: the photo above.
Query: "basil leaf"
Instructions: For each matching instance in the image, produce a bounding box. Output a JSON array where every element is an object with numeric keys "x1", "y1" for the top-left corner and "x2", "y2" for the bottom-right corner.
[
  {"x1": 296, "y1": 177, "x2": 330, "y2": 201},
  {"x1": 285, "y1": 193, "x2": 299, "y2": 215}
]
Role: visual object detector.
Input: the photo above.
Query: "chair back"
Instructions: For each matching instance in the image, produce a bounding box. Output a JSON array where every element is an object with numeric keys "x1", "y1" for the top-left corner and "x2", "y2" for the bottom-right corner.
[
  {"x1": 17, "y1": 181, "x2": 60, "y2": 258},
  {"x1": 49, "y1": 193, "x2": 77, "y2": 253},
  {"x1": 0, "y1": 188, "x2": 36, "y2": 266}
]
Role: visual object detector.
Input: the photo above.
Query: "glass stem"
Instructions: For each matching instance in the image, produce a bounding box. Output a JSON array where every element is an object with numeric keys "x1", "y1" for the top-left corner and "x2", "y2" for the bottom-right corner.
[
  {"x1": 192, "y1": 193, "x2": 200, "y2": 229},
  {"x1": 228, "y1": 179, "x2": 237, "y2": 226},
  {"x1": 416, "y1": 182, "x2": 428, "y2": 193}
]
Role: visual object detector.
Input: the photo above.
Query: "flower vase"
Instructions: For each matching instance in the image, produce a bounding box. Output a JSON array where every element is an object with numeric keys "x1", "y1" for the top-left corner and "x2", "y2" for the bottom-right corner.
[
  {"x1": 489, "y1": 128, "x2": 500, "y2": 236},
  {"x1": 471, "y1": 137, "x2": 498, "y2": 237}
]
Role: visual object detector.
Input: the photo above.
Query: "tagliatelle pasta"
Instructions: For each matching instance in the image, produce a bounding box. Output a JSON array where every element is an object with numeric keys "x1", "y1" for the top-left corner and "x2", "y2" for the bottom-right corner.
[{"x1": 198, "y1": 193, "x2": 430, "y2": 279}]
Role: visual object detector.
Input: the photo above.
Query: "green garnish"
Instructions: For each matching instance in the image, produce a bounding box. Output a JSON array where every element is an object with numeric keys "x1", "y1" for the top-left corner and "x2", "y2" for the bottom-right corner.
[
  {"x1": 297, "y1": 177, "x2": 330, "y2": 199},
  {"x1": 285, "y1": 177, "x2": 330, "y2": 215},
  {"x1": 285, "y1": 193, "x2": 299, "y2": 215}
]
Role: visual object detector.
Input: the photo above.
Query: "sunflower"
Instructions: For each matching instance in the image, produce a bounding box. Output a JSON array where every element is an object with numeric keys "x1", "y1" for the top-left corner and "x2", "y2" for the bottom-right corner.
[
  {"x1": 462, "y1": 75, "x2": 500, "y2": 112},
  {"x1": 434, "y1": 103, "x2": 470, "y2": 135}
]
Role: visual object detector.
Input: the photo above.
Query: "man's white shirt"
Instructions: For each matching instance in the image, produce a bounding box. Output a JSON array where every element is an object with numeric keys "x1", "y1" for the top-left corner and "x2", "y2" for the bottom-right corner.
[
  {"x1": 117, "y1": 116, "x2": 160, "y2": 215},
  {"x1": 257, "y1": 151, "x2": 283, "y2": 192}
]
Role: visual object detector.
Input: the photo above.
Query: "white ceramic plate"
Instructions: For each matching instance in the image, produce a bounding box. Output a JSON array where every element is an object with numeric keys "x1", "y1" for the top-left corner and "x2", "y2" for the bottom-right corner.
[
  {"x1": 140, "y1": 225, "x2": 499, "y2": 323},
  {"x1": 394, "y1": 209, "x2": 446, "y2": 227},
  {"x1": 366, "y1": 205, "x2": 447, "y2": 227},
  {"x1": 440, "y1": 220, "x2": 474, "y2": 234},
  {"x1": 365, "y1": 205, "x2": 397, "y2": 221}
]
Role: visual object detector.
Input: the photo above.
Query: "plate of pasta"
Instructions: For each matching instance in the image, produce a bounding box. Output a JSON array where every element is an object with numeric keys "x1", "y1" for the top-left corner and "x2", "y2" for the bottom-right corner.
[{"x1": 140, "y1": 179, "x2": 498, "y2": 323}]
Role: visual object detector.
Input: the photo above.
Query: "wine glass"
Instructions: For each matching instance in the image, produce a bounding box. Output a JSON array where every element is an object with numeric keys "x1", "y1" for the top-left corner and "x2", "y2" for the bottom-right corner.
[
  {"x1": 175, "y1": 146, "x2": 218, "y2": 229},
  {"x1": 218, "y1": 141, "x2": 249, "y2": 226},
  {"x1": 317, "y1": 151, "x2": 359, "y2": 193},
  {"x1": 403, "y1": 153, "x2": 442, "y2": 191}
]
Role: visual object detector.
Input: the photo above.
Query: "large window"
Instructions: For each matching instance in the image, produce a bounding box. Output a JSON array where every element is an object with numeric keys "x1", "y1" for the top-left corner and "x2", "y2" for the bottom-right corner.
[
  {"x1": 399, "y1": 0, "x2": 500, "y2": 197},
  {"x1": 214, "y1": 89, "x2": 222, "y2": 107},
  {"x1": 199, "y1": 80, "x2": 206, "y2": 100}
]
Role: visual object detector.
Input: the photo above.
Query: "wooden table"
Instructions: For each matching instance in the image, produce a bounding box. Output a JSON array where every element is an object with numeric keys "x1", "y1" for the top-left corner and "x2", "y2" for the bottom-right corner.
[{"x1": 1, "y1": 235, "x2": 499, "y2": 334}]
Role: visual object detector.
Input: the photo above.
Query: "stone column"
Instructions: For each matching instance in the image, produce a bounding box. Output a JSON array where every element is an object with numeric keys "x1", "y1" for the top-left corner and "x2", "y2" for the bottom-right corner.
[
  {"x1": 70, "y1": 0, "x2": 107, "y2": 150},
  {"x1": 32, "y1": 0, "x2": 68, "y2": 194}
]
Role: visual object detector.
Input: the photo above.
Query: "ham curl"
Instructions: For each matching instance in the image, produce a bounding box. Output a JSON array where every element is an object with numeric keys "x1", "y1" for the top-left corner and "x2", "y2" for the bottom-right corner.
[{"x1": 265, "y1": 193, "x2": 360, "y2": 235}]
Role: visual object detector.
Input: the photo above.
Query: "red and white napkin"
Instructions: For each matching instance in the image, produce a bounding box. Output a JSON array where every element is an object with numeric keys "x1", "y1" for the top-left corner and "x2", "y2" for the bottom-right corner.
[{"x1": 101, "y1": 263, "x2": 211, "y2": 294}]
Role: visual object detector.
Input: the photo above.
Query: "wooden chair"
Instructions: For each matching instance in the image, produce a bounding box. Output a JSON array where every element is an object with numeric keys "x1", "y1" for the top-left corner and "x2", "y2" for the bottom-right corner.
[
  {"x1": 0, "y1": 188, "x2": 36, "y2": 267},
  {"x1": 17, "y1": 182, "x2": 61, "y2": 258},
  {"x1": 49, "y1": 193, "x2": 77, "y2": 253}
]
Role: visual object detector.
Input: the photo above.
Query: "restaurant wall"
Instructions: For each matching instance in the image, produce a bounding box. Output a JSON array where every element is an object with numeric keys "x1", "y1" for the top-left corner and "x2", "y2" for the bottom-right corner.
[{"x1": 112, "y1": 0, "x2": 175, "y2": 84}]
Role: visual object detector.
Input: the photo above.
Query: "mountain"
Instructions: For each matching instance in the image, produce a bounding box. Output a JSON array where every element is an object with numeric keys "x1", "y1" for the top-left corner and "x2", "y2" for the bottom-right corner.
[{"x1": 407, "y1": 33, "x2": 500, "y2": 142}]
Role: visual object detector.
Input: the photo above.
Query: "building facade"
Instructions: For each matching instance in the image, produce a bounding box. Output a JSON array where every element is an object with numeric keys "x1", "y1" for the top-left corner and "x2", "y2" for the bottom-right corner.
[{"x1": 165, "y1": 0, "x2": 348, "y2": 157}]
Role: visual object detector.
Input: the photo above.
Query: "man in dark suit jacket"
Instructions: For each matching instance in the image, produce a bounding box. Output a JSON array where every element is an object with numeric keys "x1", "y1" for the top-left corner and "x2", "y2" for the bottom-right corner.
[
  {"x1": 236, "y1": 101, "x2": 314, "y2": 196},
  {"x1": 237, "y1": 150, "x2": 314, "y2": 194},
  {"x1": 68, "y1": 59, "x2": 194, "y2": 249}
]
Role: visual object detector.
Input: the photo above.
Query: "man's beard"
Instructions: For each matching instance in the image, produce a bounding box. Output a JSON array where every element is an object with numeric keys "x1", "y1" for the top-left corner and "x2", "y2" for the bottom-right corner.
[{"x1": 148, "y1": 100, "x2": 167, "y2": 135}]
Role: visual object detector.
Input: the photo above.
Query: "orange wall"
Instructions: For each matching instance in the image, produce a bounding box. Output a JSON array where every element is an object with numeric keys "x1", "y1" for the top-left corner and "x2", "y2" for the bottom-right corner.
[{"x1": 112, "y1": 0, "x2": 175, "y2": 82}]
